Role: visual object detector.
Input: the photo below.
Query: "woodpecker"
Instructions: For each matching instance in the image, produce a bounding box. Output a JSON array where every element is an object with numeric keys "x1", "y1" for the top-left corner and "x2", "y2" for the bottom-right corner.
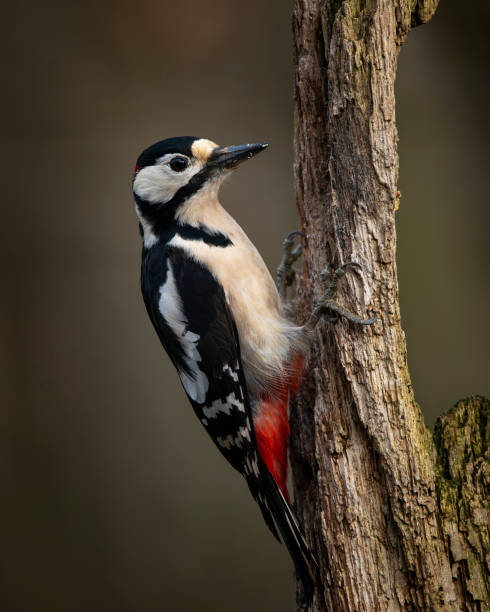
[{"x1": 132, "y1": 136, "x2": 375, "y2": 602}]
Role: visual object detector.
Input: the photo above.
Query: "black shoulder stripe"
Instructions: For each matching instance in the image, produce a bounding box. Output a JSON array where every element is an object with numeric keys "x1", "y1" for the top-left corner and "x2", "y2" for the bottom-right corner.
[
  {"x1": 139, "y1": 218, "x2": 232, "y2": 251},
  {"x1": 176, "y1": 224, "x2": 232, "y2": 247}
]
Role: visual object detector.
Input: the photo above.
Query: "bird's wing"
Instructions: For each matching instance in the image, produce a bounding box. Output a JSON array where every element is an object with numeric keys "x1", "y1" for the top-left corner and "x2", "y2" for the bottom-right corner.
[
  {"x1": 140, "y1": 244, "x2": 322, "y2": 589},
  {"x1": 141, "y1": 246, "x2": 278, "y2": 527}
]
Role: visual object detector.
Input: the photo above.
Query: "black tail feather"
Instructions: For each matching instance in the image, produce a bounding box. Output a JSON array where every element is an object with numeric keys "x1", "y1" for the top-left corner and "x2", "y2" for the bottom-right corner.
[
  {"x1": 245, "y1": 470, "x2": 281, "y2": 542},
  {"x1": 260, "y1": 466, "x2": 316, "y2": 605}
]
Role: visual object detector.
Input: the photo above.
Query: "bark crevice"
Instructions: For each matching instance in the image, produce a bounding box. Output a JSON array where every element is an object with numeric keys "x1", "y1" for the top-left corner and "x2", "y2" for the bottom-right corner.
[{"x1": 291, "y1": 1, "x2": 488, "y2": 610}]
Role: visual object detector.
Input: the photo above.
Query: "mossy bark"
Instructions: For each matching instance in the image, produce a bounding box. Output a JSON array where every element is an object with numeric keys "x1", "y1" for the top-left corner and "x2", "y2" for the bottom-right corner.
[
  {"x1": 434, "y1": 396, "x2": 489, "y2": 610},
  {"x1": 290, "y1": 1, "x2": 488, "y2": 610}
]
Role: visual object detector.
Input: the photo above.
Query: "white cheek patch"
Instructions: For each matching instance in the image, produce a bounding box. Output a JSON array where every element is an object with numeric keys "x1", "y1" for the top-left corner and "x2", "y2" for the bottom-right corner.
[
  {"x1": 159, "y1": 261, "x2": 209, "y2": 403},
  {"x1": 133, "y1": 156, "x2": 202, "y2": 205}
]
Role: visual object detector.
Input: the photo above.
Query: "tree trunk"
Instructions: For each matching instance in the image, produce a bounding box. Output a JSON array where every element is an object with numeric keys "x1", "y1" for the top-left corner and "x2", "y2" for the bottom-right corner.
[{"x1": 290, "y1": 1, "x2": 489, "y2": 611}]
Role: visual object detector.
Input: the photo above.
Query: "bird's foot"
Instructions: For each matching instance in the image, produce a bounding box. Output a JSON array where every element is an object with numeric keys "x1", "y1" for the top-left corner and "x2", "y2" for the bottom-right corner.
[
  {"x1": 303, "y1": 262, "x2": 376, "y2": 332},
  {"x1": 277, "y1": 231, "x2": 303, "y2": 301}
]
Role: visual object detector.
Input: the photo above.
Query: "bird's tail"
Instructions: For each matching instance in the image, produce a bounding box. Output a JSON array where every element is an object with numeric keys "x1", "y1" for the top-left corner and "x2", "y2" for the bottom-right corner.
[{"x1": 259, "y1": 465, "x2": 316, "y2": 605}]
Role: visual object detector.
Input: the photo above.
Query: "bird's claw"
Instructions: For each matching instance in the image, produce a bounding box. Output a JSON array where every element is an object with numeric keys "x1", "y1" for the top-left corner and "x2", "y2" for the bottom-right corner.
[
  {"x1": 305, "y1": 262, "x2": 376, "y2": 331},
  {"x1": 277, "y1": 231, "x2": 304, "y2": 300}
]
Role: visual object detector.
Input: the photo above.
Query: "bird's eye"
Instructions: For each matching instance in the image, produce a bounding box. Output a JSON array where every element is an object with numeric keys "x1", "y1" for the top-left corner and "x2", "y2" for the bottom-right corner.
[{"x1": 169, "y1": 157, "x2": 189, "y2": 172}]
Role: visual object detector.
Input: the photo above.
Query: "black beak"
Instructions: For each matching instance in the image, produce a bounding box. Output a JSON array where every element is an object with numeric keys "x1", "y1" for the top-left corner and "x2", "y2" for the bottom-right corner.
[{"x1": 208, "y1": 142, "x2": 268, "y2": 169}]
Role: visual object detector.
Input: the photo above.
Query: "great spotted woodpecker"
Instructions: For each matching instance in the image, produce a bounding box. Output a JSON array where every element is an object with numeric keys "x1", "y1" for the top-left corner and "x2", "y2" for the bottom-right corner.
[{"x1": 132, "y1": 136, "x2": 375, "y2": 602}]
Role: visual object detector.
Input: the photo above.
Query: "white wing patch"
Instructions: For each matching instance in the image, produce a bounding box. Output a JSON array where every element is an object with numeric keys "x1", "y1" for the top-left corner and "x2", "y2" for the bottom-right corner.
[
  {"x1": 243, "y1": 454, "x2": 260, "y2": 477},
  {"x1": 133, "y1": 155, "x2": 203, "y2": 205},
  {"x1": 216, "y1": 425, "x2": 251, "y2": 450},
  {"x1": 159, "y1": 261, "x2": 209, "y2": 404},
  {"x1": 222, "y1": 363, "x2": 239, "y2": 382},
  {"x1": 215, "y1": 415, "x2": 252, "y2": 450},
  {"x1": 202, "y1": 391, "x2": 245, "y2": 420}
]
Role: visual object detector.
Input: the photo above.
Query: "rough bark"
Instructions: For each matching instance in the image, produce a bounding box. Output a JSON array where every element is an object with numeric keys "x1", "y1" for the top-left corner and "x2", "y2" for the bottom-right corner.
[
  {"x1": 290, "y1": 1, "x2": 489, "y2": 611},
  {"x1": 434, "y1": 396, "x2": 489, "y2": 610}
]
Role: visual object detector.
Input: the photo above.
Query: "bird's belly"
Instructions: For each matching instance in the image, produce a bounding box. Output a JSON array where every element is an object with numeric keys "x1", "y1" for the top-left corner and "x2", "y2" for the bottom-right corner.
[{"x1": 218, "y1": 249, "x2": 292, "y2": 395}]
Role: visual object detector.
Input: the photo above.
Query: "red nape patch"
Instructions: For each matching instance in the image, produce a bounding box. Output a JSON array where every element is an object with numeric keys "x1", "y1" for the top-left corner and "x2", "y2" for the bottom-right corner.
[{"x1": 134, "y1": 164, "x2": 141, "y2": 177}]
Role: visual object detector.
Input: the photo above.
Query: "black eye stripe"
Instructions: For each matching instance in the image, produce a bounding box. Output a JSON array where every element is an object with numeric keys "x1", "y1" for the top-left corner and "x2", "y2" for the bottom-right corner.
[{"x1": 169, "y1": 157, "x2": 189, "y2": 172}]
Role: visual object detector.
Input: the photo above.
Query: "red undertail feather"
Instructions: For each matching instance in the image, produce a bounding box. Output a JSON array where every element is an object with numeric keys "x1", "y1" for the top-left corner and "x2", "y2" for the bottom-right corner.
[
  {"x1": 254, "y1": 397, "x2": 290, "y2": 499},
  {"x1": 254, "y1": 356, "x2": 305, "y2": 500}
]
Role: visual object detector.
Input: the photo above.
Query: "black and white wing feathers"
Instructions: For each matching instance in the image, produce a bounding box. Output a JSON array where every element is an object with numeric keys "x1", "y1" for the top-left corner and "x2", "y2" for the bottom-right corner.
[
  {"x1": 164, "y1": 247, "x2": 254, "y2": 471},
  {"x1": 141, "y1": 245, "x2": 278, "y2": 535},
  {"x1": 141, "y1": 244, "x2": 315, "y2": 600}
]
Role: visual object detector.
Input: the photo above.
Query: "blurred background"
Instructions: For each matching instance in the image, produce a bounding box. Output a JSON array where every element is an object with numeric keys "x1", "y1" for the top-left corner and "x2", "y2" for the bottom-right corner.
[{"x1": 2, "y1": 1, "x2": 488, "y2": 610}]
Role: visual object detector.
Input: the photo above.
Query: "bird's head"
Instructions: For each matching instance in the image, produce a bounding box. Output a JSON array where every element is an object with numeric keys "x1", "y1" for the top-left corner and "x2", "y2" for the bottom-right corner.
[{"x1": 132, "y1": 136, "x2": 267, "y2": 245}]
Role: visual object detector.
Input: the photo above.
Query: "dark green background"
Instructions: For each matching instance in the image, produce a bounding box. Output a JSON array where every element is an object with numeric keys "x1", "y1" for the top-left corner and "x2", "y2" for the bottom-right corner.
[{"x1": 3, "y1": 1, "x2": 489, "y2": 611}]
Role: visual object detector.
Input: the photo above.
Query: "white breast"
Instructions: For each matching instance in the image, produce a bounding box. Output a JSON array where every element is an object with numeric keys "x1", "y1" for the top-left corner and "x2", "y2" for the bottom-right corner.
[{"x1": 171, "y1": 195, "x2": 299, "y2": 395}]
